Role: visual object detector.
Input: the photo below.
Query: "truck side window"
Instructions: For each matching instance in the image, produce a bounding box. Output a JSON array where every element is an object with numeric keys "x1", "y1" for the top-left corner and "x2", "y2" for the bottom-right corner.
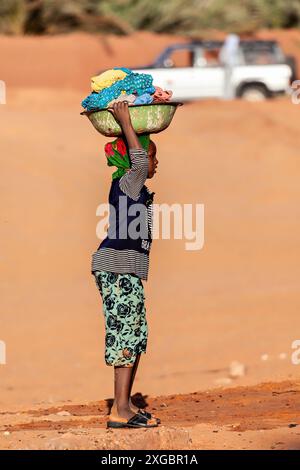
[
  {"x1": 194, "y1": 48, "x2": 222, "y2": 67},
  {"x1": 243, "y1": 50, "x2": 276, "y2": 65},
  {"x1": 163, "y1": 49, "x2": 193, "y2": 68}
]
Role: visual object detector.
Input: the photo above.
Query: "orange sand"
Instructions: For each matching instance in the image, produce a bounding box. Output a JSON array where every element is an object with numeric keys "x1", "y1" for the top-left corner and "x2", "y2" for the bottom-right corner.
[{"x1": 1, "y1": 30, "x2": 300, "y2": 449}]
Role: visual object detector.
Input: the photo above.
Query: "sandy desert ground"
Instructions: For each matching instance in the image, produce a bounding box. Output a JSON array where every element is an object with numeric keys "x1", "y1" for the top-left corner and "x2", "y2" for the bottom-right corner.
[
  {"x1": 1, "y1": 30, "x2": 300, "y2": 449},
  {"x1": 0, "y1": 380, "x2": 300, "y2": 450}
]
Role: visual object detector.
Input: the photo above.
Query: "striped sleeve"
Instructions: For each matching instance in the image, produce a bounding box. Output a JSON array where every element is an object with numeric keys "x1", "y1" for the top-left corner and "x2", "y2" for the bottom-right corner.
[{"x1": 119, "y1": 148, "x2": 148, "y2": 201}]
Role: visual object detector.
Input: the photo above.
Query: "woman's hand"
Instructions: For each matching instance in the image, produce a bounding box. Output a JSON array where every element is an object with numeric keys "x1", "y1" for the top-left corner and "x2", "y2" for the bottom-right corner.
[
  {"x1": 108, "y1": 101, "x2": 142, "y2": 150},
  {"x1": 108, "y1": 101, "x2": 132, "y2": 130}
]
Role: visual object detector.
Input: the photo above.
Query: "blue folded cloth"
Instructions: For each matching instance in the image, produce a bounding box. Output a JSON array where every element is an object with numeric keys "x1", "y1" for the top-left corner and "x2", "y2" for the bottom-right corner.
[{"x1": 134, "y1": 93, "x2": 153, "y2": 105}]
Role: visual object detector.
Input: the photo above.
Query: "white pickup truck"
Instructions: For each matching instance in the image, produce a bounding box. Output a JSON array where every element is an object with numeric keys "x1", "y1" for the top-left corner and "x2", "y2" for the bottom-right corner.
[{"x1": 133, "y1": 40, "x2": 295, "y2": 101}]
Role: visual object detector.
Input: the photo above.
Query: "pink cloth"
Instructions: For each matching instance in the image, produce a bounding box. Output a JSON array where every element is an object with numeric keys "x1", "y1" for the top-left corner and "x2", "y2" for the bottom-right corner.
[{"x1": 153, "y1": 86, "x2": 173, "y2": 102}]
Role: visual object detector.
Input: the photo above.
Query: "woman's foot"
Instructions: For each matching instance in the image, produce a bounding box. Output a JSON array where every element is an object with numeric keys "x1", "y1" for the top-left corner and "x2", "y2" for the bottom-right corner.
[
  {"x1": 110, "y1": 401, "x2": 158, "y2": 426},
  {"x1": 129, "y1": 398, "x2": 161, "y2": 424},
  {"x1": 109, "y1": 404, "x2": 135, "y2": 423},
  {"x1": 107, "y1": 412, "x2": 158, "y2": 429}
]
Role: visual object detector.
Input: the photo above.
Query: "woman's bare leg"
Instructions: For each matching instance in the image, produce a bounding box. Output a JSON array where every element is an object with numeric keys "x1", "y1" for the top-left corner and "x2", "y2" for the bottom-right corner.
[
  {"x1": 128, "y1": 354, "x2": 141, "y2": 412},
  {"x1": 110, "y1": 356, "x2": 157, "y2": 424},
  {"x1": 111, "y1": 354, "x2": 140, "y2": 415},
  {"x1": 110, "y1": 365, "x2": 136, "y2": 421},
  {"x1": 128, "y1": 354, "x2": 159, "y2": 423},
  {"x1": 110, "y1": 366, "x2": 135, "y2": 421}
]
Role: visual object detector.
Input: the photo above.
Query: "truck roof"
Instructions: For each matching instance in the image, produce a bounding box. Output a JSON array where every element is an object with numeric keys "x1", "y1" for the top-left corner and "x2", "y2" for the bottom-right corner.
[
  {"x1": 163, "y1": 39, "x2": 279, "y2": 51},
  {"x1": 139, "y1": 39, "x2": 283, "y2": 68}
]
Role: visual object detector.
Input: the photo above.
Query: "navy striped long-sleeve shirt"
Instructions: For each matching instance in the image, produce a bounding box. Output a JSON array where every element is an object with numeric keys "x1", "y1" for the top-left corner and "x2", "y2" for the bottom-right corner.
[{"x1": 91, "y1": 148, "x2": 154, "y2": 281}]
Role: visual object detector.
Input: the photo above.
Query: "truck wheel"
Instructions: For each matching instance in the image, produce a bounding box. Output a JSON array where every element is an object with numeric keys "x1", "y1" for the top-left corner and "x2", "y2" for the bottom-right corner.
[{"x1": 240, "y1": 84, "x2": 270, "y2": 102}]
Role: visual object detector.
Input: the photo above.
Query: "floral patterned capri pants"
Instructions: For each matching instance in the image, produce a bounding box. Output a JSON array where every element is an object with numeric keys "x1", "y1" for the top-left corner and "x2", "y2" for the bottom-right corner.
[{"x1": 93, "y1": 270, "x2": 148, "y2": 367}]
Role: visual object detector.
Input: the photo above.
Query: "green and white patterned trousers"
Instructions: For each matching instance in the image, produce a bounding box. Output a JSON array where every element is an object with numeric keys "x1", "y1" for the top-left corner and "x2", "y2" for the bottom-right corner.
[{"x1": 93, "y1": 270, "x2": 148, "y2": 367}]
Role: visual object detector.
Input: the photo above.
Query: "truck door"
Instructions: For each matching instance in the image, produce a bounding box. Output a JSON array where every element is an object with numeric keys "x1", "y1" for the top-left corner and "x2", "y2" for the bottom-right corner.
[
  {"x1": 154, "y1": 46, "x2": 200, "y2": 100},
  {"x1": 192, "y1": 47, "x2": 225, "y2": 98}
]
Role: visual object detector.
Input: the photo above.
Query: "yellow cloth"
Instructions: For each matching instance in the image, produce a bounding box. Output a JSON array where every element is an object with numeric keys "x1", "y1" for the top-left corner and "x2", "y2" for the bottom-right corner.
[{"x1": 91, "y1": 69, "x2": 127, "y2": 93}]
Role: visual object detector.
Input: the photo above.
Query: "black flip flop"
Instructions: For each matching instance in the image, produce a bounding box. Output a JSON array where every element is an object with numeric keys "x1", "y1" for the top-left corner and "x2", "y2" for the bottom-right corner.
[
  {"x1": 138, "y1": 409, "x2": 161, "y2": 424},
  {"x1": 107, "y1": 412, "x2": 159, "y2": 429}
]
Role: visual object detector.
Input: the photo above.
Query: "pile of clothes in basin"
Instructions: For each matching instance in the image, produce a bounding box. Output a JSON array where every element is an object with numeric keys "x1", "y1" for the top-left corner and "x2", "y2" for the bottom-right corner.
[{"x1": 81, "y1": 67, "x2": 173, "y2": 111}]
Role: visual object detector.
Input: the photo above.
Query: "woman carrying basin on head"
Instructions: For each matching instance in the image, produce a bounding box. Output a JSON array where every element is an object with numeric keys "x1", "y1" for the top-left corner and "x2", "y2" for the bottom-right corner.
[{"x1": 91, "y1": 102, "x2": 160, "y2": 429}]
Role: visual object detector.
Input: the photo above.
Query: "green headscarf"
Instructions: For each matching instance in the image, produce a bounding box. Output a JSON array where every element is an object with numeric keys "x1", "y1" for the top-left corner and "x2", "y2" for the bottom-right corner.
[{"x1": 104, "y1": 134, "x2": 150, "y2": 180}]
